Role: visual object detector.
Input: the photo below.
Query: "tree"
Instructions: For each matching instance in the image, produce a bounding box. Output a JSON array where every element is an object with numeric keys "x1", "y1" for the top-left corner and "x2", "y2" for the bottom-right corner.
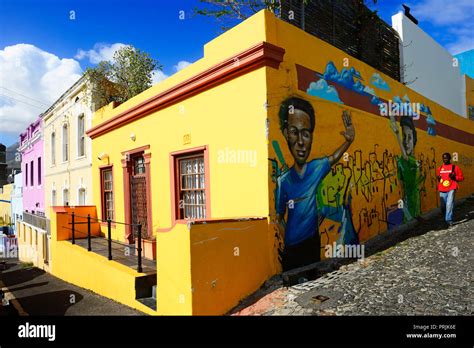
[
  {"x1": 194, "y1": 0, "x2": 378, "y2": 30},
  {"x1": 194, "y1": 0, "x2": 282, "y2": 30},
  {"x1": 84, "y1": 45, "x2": 161, "y2": 109}
]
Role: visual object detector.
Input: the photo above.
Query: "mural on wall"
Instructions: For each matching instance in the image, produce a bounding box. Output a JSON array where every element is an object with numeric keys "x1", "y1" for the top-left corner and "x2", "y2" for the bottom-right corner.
[
  {"x1": 270, "y1": 118, "x2": 439, "y2": 270},
  {"x1": 296, "y1": 61, "x2": 444, "y2": 221},
  {"x1": 268, "y1": 61, "x2": 453, "y2": 271},
  {"x1": 296, "y1": 61, "x2": 442, "y2": 140},
  {"x1": 273, "y1": 96, "x2": 356, "y2": 271}
]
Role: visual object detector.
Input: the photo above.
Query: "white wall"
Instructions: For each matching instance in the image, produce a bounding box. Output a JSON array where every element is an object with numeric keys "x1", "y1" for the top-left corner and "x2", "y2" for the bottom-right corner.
[
  {"x1": 392, "y1": 12, "x2": 467, "y2": 117},
  {"x1": 43, "y1": 79, "x2": 94, "y2": 218}
]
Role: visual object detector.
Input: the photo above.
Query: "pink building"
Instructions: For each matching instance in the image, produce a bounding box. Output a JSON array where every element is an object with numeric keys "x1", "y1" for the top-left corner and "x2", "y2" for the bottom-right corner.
[{"x1": 19, "y1": 116, "x2": 45, "y2": 216}]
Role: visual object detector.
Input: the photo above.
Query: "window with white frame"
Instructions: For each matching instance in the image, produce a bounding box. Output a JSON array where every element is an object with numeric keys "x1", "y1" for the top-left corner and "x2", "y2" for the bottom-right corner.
[
  {"x1": 62, "y1": 123, "x2": 68, "y2": 162},
  {"x1": 51, "y1": 132, "x2": 56, "y2": 165},
  {"x1": 52, "y1": 190, "x2": 57, "y2": 206},
  {"x1": 63, "y1": 188, "x2": 69, "y2": 206},
  {"x1": 78, "y1": 188, "x2": 86, "y2": 205},
  {"x1": 77, "y1": 114, "x2": 85, "y2": 157}
]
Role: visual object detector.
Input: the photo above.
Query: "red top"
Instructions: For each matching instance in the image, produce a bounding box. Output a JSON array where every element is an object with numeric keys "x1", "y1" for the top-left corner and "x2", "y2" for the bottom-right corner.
[{"x1": 436, "y1": 164, "x2": 464, "y2": 192}]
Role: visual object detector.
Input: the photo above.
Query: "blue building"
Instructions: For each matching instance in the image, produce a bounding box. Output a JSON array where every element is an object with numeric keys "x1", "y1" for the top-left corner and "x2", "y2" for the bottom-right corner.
[
  {"x1": 455, "y1": 49, "x2": 474, "y2": 79},
  {"x1": 10, "y1": 172, "x2": 23, "y2": 235}
]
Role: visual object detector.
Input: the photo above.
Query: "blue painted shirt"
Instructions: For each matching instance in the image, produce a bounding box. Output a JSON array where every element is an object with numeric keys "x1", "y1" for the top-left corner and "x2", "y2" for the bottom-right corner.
[{"x1": 276, "y1": 157, "x2": 331, "y2": 246}]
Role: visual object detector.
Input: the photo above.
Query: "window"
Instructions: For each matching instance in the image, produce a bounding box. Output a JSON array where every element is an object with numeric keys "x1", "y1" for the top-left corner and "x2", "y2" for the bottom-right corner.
[
  {"x1": 176, "y1": 153, "x2": 206, "y2": 220},
  {"x1": 51, "y1": 132, "x2": 56, "y2": 165},
  {"x1": 63, "y1": 189, "x2": 69, "y2": 206},
  {"x1": 25, "y1": 163, "x2": 28, "y2": 186},
  {"x1": 37, "y1": 157, "x2": 41, "y2": 185},
  {"x1": 101, "y1": 168, "x2": 114, "y2": 220},
  {"x1": 51, "y1": 190, "x2": 57, "y2": 206},
  {"x1": 77, "y1": 114, "x2": 85, "y2": 157},
  {"x1": 30, "y1": 160, "x2": 34, "y2": 186},
  {"x1": 62, "y1": 124, "x2": 68, "y2": 162},
  {"x1": 134, "y1": 156, "x2": 145, "y2": 174},
  {"x1": 78, "y1": 188, "x2": 86, "y2": 205}
]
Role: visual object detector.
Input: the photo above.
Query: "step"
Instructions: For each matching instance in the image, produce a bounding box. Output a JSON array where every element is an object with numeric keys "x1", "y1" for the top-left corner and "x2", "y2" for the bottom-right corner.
[
  {"x1": 137, "y1": 297, "x2": 156, "y2": 311},
  {"x1": 135, "y1": 273, "x2": 156, "y2": 299}
]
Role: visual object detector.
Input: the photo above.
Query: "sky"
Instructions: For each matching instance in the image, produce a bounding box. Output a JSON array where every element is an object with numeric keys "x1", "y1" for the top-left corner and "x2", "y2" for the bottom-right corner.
[{"x1": 1, "y1": 0, "x2": 473, "y2": 147}]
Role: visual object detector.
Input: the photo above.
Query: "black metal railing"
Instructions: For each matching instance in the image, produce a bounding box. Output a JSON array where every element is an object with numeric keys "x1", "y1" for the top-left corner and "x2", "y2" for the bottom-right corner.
[{"x1": 64, "y1": 212, "x2": 144, "y2": 273}]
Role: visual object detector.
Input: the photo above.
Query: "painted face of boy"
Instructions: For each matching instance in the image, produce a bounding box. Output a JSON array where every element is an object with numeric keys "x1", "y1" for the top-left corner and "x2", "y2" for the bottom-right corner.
[
  {"x1": 284, "y1": 109, "x2": 313, "y2": 166},
  {"x1": 402, "y1": 125, "x2": 414, "y2": 156},
  {"x1": 442, "y1": 154, "x2": 451, "y2": 165}
]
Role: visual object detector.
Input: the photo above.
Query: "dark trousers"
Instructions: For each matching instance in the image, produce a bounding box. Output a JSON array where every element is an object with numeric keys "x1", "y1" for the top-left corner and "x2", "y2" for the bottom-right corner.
[{"x1": 282, "y1": 233, "x2": 320, "y2": 271}]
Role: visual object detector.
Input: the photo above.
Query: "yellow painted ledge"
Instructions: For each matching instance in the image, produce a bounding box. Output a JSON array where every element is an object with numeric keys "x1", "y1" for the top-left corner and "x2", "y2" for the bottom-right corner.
[{"x1": 51, "y1": 240, "x2": 157, "y2": 316}]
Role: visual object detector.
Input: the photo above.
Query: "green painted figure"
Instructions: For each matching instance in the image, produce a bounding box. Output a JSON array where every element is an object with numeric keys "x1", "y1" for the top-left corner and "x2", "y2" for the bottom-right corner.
[{"x1": 389, "y1": 114, "x2": 424, "y2": 221}]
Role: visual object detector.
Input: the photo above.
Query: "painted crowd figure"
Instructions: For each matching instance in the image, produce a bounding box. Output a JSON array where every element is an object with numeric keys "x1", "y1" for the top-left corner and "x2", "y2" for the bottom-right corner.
[
  {"x1": 389, "y1": 114, "x2": 424, "y2": 222},
  {"x1": 275, "y1": 97, "x2": 355, "y2": 271},
  {"x1": 436, "y1": 153, "x2": 464, "y2": 227}
]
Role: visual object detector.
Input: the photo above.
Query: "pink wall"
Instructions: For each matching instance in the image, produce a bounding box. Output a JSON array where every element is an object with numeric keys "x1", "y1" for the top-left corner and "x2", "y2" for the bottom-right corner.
[{"x1": 20, "y1": 117, "x2": 45, "y2": 215}]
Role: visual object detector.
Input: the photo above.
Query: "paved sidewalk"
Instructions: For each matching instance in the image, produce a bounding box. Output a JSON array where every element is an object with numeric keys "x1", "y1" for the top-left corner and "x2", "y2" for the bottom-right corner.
[
  {"x1": 0, "y1": 260, "x2": 144, "y2": 316},
  {"x1": 233, "y1": 198, "x2": 474, "y2": 316}
]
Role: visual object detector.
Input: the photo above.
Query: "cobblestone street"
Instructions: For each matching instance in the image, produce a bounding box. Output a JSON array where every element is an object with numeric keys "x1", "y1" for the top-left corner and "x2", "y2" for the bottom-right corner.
[{"x1": 234, "y1": 198, "x2": 474, "y2": 316}]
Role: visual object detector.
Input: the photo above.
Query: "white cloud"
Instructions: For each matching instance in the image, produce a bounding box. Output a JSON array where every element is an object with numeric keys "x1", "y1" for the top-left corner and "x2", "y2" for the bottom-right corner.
[
  {"x1": 174, "y1": 60, "x2": 191, "y2": 72},
  {"x1": 0, "y1": 44, "x2": 82, "y2": 135},
  {"x1": 151, "y1": 60, "x2": 193, "y2": 85},
  {"x1": 447, "y1": 35, "x2": 474, "y2": 55},
  {"x1": 151, "y1": 70, "x2": 169, "y2": 84},
  {"x1": 409, "y1": 0, "x2": 474, "y2": 54},
  {"x1": 75, "y1": 43, "x2": 127, "y2": 64},
  {"x1": 410, "y1": 0, "x2": 473, "y2": 26}
]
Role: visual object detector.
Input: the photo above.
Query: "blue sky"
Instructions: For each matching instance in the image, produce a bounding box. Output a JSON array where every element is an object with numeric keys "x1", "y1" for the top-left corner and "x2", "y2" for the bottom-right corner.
[
  {"x1": 1, "y1": 0, "x2": 473, "y2": 147},
  {"x1": 0, "y1": 0, "x2": 221, "y2": 73}
]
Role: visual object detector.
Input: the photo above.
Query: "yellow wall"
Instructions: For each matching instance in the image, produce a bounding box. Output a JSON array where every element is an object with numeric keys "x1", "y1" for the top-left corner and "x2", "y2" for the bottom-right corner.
[
  {"x1": 92, "y1": 69, "x2": 269, "y2": 242},
  {"x1": 155, "y1": 223, "x2": 192, "y2": 315},
  {"x1": 189, "y1": 218, "x2": 275, "y2": 315},
  {"x1": 48, "y1": 207, "x2": 156, "y2": 315},
  {"x1": 466, "y1": 76, "x2": 474, "y2": 116},
  {"x1": 264, "y1": 12, "x2": 474, "y2": 259},
  {"x1": 17, "y1": 221, "x2": 49, "y2": 271},
  {"x1": 0, "y1": 184, "x2": 13, "y2": 225}
]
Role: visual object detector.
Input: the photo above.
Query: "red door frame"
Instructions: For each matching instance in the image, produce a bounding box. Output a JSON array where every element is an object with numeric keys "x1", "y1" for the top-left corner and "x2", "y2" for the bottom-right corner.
[{"x1": 121, "y1": 145, "x2": 152, "y2": 244}]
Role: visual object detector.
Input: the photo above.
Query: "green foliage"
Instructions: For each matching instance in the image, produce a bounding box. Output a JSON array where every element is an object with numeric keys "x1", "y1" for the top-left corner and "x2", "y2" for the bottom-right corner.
[
  {"x1": 194, "y1": 0, "x2": 378, "y2": 30},
  {"x1": 84, "y1": 45, "x2": 161, "y2": 109},
  {"x1": 194, "y1": 0, "x2": 282, "y2": 30}
]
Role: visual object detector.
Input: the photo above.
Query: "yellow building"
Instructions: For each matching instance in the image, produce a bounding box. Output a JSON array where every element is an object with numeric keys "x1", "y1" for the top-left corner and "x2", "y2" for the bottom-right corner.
[
  {"x1": 0, "y1": 183, "x2": 13, "y2": 225},
  {"x1": 466, "y1": 75, "x2": 474, "y2": 119},
  {"x1": 48, "y1": 10, "x2": 474, "y2": 315}
]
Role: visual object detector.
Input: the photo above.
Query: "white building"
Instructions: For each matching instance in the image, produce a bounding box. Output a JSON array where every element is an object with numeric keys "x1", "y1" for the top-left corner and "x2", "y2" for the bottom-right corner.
[
  {"x1": 392, "y1": 11, "x2": 468, "y2": 117},
  {"x1": 43, "y1": 75, "x2": 97, "y2": 218}
]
